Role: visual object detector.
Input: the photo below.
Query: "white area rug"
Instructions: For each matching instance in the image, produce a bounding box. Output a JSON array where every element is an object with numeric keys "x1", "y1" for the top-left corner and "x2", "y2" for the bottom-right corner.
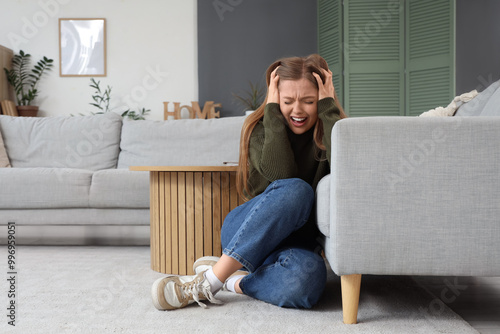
[{"x1": 0, "y1": 246, "x2": 478, "y2": 333}]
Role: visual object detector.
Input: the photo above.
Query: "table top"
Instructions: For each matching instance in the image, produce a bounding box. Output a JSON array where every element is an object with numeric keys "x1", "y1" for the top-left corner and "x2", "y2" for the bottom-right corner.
[{"x1": 129, "y1": 165, "x2": 239, "y2": 172}]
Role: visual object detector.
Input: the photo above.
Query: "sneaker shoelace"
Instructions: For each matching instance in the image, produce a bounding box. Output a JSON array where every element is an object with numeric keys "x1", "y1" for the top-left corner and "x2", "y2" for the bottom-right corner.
[{"x1": 180, "y1": 277, "x2": 223, "y2": 309}]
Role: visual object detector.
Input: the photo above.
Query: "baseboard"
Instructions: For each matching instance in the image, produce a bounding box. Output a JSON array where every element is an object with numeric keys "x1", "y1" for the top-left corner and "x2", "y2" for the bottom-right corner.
[{"x1": 0, "y1": 224, "x2": 150, "y2": 246}]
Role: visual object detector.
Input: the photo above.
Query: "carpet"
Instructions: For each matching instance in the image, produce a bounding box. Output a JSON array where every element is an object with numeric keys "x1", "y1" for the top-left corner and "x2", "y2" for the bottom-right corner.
[{"x1": 0, "y1": 246, "x2": 478, "y2": 334}]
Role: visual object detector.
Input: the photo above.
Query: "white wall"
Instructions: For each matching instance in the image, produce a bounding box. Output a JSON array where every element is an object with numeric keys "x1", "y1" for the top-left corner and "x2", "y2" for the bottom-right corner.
[{"x1": 0, "y1": 0, "x2": 197, "y2": 120}]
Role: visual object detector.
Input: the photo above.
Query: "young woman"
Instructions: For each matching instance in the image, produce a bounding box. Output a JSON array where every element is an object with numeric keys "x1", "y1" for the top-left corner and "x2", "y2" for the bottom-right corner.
[{"x1": 152, "y1": 54, "x2": 346, "y2": 310}]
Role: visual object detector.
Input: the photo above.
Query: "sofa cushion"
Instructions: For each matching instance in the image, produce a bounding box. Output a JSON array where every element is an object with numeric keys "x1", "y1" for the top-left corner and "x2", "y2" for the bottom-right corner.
[
  {"x1": 117, "y1": 116, "x2": 245, "y2": 168},
  {"x1": 89, "y1": 169, "x2": 149, "y2": 208},
  {"x1": 454, "y1": 79, "x2": 500, "y2": 116},
  {"x1": 0, "y1": 208, "x2": 149, "y2": 226},
  {"x1": 0, "y1": 168, "x2": 92, "y2": 209},
  {"x1": 315, "y1": 174, "x2": 330, "y2": 236},
  {"x1": 0, "y1": 112, "x2": 122, "y2": 170},
  {"x1": 0, "y1": 128, "x2": 10, "y2": 167}
]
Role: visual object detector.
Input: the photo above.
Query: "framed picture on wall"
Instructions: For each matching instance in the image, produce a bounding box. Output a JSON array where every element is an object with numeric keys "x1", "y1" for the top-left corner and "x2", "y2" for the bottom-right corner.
[{"x1": 59, "y1": 18, "x2": 106, "y2": 77}]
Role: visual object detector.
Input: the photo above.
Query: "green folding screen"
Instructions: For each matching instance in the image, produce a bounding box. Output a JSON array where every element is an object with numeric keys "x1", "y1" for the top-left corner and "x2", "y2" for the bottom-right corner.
[
  {"x1": 318, "y1": 0, "x2": 455, "y2": 117},
  {"x1": 318, "y1": 0, "x2": 344, "y2": 105}
]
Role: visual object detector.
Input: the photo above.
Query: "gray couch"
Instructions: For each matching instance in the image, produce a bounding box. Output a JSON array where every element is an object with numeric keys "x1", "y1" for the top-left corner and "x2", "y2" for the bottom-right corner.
[
  {"x1": 0, "y1": 112, "x2": 245, "y2": 245},
  {"x1": 1, "y1": 90, "x2": 499, "y2": 323},
  {"x1": 314, "y1": 83, "x2": 500, "y2": 323}
]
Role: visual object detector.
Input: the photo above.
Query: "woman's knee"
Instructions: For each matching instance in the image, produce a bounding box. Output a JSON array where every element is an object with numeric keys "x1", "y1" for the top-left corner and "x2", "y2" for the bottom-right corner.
[
  {"x1": 288, "y1": 263, "x2": 326, "y2": 307},
  {"x1": 239, "y1": 248, "x2": 326, "y2": 308},
  {"x1": 268, "y1": 178, "x2": 315, "y2": 213},
  {"x1": 275, "y1": 249, "x2": 327, "y2": 308}
]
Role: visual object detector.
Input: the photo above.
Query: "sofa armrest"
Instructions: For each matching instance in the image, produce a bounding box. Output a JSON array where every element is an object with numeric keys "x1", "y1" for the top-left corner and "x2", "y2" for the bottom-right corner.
[{"x1": 329, "y1": 116, "x2": 500, "y2": 276}]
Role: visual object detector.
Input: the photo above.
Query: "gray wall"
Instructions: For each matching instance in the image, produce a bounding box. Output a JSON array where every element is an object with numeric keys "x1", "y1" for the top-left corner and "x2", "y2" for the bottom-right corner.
[
  {"x1": 198, "y1": 0, "x2": 317, "y2": 117},
  {"x1": 198, "y1": 0, "x2": 500, "y2": 114},
  {"x1": 456, "y1": 0, "x2": 500, "y2": 94}
]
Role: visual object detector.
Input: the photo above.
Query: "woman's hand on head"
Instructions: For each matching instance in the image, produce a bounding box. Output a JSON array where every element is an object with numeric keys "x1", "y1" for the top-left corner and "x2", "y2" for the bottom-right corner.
[
  {"x1": 313, "y1": 68, "x2": 335, "y2": 101},
  {"x1": 267, "y1": 67, "x2": 280, "y2": 104}
]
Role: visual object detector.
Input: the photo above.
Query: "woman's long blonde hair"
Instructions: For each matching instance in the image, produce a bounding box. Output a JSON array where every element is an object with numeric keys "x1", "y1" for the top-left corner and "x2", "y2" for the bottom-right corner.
[{"x1": 236, "y1": 54, "x2": 347, "y2": 198}]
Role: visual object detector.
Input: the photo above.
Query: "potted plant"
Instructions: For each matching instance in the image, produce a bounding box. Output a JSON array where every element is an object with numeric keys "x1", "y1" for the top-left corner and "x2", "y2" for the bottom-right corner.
[
  {"x1": 87, "y1": 78, "x2": 150, "y2": 120},
  {"x1": 232, "y1": 81, "x2": 265, "y2": 115},
  {"x1": 4, "y1": 50, "x2": 54, "y2": 117}
]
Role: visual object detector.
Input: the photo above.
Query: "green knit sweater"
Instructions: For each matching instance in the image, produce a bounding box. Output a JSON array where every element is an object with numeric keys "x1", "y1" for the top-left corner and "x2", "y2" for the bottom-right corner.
[{"x1": 246, "y1": 97, "x2": 341, "y2": 198}]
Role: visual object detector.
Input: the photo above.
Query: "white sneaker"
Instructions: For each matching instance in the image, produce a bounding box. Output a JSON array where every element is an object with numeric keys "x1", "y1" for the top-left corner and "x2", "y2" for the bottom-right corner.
[
  {"x1": 151, "y1": 271, "x2": 223, "y2": 310},
  {"x1": 193, "y1": 256, "x2": 221, "y2": 274},
  {"x1": 193, "y1": 256, "x2": 249, "y2": 292}
]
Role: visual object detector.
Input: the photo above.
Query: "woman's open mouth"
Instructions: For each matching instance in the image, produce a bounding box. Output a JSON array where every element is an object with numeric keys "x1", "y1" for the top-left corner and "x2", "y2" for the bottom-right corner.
[{"x1": 290, "y1": 116, "x2": 308, "y2": 127}]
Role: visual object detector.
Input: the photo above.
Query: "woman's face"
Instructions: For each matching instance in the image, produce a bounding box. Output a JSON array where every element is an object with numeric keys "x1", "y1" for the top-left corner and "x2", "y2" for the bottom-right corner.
[{"x1": 279, "y1": 78, "x2": 319, "y2": 135}]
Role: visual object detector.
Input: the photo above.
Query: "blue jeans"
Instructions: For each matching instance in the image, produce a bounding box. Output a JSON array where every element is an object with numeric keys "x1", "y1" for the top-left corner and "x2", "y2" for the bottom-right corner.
[{"x1": 221, "y1": 178, "x2": 327, "y2": 308}]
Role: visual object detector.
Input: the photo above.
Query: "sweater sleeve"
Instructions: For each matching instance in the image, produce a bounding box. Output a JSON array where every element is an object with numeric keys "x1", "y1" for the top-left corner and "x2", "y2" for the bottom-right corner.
[
  {"x1": 248, "y1": 103, "x2": 298, "y2": 182},
  {"x1": 317, "y1": 97, "x2": 342, "y2": 164}
]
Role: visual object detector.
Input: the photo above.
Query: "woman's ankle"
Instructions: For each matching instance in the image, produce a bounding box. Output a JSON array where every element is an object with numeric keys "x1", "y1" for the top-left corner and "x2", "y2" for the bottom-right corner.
[
  {"x1": 212, "y1": 254, "x2": 243, "y2": 282},
  {"x1": 226, "y1": 275, "x2": 245, "y2": 294},
  {"x1": 234, "y1": 277, "x2": 244, "y2": 294}
]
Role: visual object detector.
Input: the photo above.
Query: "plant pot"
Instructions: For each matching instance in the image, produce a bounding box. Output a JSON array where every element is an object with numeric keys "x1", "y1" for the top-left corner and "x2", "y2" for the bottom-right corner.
[{"x1": 16, "y1": 105, "x2": 39, "y2": 117}]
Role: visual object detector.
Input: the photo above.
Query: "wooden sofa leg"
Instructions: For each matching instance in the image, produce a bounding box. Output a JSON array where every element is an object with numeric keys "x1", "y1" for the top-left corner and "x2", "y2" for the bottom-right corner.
[{"x1": 341, "y1": 274, "x2": 362, "y2": 324}]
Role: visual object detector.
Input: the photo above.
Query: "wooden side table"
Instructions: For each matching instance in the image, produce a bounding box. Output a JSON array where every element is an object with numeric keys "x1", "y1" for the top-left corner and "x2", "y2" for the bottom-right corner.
[{"x1": 130, "y1": 166, "x2": 243, "y2": 275}]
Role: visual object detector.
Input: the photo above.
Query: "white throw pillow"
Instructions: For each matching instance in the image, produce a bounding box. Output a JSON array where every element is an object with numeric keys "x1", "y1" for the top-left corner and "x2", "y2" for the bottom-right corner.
[
  {"x1": 478, "y1": 85, "x2": 500, "y2": 116},
  {"x1": 454, "y1": 79, "x2": 500, "y2": 116},
  {"x1": 419, "y1": 90, "x2": 478, "y2": 117}
]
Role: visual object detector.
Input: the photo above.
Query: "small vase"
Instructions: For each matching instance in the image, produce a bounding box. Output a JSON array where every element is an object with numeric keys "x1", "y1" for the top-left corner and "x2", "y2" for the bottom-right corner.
[{"x1": 16, "y1": 105, "x2": 39, "y2": 117}]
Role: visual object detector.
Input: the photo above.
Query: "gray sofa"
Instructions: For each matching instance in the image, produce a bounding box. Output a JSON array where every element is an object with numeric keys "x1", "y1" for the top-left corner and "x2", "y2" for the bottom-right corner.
[
  {"x1": 0, "y1": 112, "x2": 245, "y2": 245},
  {"x1": 314, "y1": 82, "x2": 500, "y2": 323},
  {"x1": 1, "y1": 88, "x2": 499, "y2": 323}
]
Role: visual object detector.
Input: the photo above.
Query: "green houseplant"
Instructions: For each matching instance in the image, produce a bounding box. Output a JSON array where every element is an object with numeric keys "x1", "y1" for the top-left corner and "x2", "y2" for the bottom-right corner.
[
  {"x1": 4, "y1": 50, "x2": 54, "y2": 116},
  {"x1": 88, "y1": 78, "x2": 150, "y2": 120},
  {"x1": 232, "y1": 81, "x2": 265, "y2": 115}
]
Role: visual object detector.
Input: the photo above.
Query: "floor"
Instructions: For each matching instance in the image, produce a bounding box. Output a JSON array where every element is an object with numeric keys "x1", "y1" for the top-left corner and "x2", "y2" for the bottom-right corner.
[{"x1": 415, "y1": 276, "x2": 500, "y2": 334}]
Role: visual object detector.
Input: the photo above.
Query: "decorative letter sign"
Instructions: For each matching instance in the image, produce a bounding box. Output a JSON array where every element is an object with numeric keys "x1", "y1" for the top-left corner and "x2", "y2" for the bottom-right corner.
[{"x1": 163, "y1": 101, "x2": 221, "y2": 120}]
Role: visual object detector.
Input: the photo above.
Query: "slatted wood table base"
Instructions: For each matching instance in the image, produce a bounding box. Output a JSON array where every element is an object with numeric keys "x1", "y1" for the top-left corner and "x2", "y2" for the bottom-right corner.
[{"x1": 131, "y1": 166, "x2": 242, "y2": 275}]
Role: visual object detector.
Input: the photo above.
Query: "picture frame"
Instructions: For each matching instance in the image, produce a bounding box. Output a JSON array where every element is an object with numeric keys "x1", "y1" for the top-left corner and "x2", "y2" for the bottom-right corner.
[{"x1": 59, "y1": 18, "x2": 106, "y2": 77}]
